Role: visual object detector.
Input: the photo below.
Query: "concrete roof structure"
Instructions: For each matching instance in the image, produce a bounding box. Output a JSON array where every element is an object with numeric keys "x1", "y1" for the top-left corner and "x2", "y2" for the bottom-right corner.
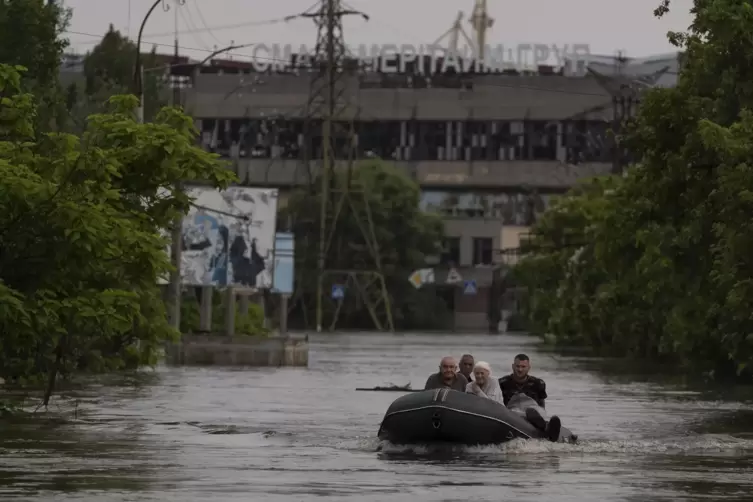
[
  {"x1": 565, "y1": 51, "x2": 681, "y2": 88},
  {"x1": 183, "y1": 72, "x2": 613, "y2": 121}
]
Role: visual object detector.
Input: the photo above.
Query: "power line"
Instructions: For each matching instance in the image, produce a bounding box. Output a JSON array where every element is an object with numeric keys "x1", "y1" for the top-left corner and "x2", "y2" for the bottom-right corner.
[
  {"x1": 179, "y1": 0, "x2": 211, "y2": 49},
  {"x1": 65, "y1": 29, "x2": 266, "y2": 59},
  {"x1": 141, "y1": 15, "x2": 299, "y2": 39},
  {"x1": 190, "y1": 0, "x2": 225, "y2": 46}
]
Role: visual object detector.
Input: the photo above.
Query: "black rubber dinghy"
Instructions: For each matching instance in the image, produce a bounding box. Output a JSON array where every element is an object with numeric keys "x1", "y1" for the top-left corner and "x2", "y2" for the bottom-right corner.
[{"x1": 377, "y1": 388, "x2": 576, "y2": 445}]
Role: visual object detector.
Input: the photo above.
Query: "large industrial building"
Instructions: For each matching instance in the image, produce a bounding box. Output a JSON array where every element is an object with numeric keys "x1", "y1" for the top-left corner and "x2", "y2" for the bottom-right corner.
[
  {"x1": 177, "y1": 64, "x2": 577, "y2": 330},
  {"x1": 55, "y1": 42, "x2": 677, "y2": 331},
  {"x1": 174, "y1": 49, "x2": 680, "y2": 331}
]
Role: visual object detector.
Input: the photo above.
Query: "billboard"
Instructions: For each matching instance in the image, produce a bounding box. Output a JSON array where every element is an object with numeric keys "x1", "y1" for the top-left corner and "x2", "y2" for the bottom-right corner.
[{"x1": 180, "y1": 187, "x2": 279, "y2": 288}]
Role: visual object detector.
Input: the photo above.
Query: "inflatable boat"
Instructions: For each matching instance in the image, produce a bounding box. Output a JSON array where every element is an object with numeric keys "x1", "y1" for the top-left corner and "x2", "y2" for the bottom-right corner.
[{"x1": 377, "y1": 388, "x2": 577, "y2": 445}]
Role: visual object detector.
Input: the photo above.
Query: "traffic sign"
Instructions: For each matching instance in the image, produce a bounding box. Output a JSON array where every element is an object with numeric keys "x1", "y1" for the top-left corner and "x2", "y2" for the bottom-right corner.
[
  {"x1": 446, "y1": 267, "x2": 462, "y2": 284},
  {"x1": 408, "y1": 268, "x2": 435, "y2": 289},
  {"x1": 463, "y1": 280, "x2": 477, "y2": 295},
  {"x1": 331, "y1": 284, "x2": 345, "y2": 300}
]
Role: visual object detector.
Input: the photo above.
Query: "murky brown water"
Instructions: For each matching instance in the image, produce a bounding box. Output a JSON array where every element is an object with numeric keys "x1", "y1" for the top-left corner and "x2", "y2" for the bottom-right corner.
[{"x1": 1, "y1": 333, "x2": 753, "y2": 501}]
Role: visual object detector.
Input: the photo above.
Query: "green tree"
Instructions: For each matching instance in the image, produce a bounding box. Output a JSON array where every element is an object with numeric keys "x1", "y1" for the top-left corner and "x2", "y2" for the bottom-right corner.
[
  {"x1": 66, "y1": 25, "x2": 167, "y2": 130},
  {"x1": 0, "y1": 64, "x2": 236, "y2": 403},
  {"x1": 0, "y1": 0, "x2": 70, "y2": 130},
  {"x1": 513, "y1": 0, "x2": 753, "y2": 379},
  {"x1": 282, "y1": 160, "x2": 447, "y2": 330}
]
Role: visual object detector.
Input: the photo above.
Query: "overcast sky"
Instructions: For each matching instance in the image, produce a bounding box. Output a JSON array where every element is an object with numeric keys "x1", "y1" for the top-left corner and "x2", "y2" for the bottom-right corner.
[{"x1": 63, "y1": 0, "x2": 694, "y2": 63}]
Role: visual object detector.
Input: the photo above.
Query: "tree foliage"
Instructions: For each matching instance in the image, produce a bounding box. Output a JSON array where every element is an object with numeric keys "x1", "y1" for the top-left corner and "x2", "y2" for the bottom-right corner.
[
  {"x1": 179, "y1": 290, "x2": 268, "y2": 336},
  {"x1": 513, "y1": 0, "x2": 753, "y2": 379},
  {"x1": 0, "y1": 0, "x2": 70, "y2": 130},
  {"x1": 0, "y1": 64, "x2": 235, "y2": 400},
  {"x1": 282, "y1": 160, "x2": 448, "y2": 330},
  {"x1": 65, "y1": 25, "x2": 167, "y2": 130}
]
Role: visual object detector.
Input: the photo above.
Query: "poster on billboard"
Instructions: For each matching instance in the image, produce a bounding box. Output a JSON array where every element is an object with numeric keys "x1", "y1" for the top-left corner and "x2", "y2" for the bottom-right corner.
[{"x1": 180, "y1": 186, "x2": 279, "y2": 288}]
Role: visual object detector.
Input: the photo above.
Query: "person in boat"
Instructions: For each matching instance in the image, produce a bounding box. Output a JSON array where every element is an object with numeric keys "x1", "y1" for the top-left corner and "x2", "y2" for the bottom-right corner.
[
  {"x1": 424, "y1": 356, "x2": 468, "y2": 391},
  {"x1": 499, "y1": 353, "x2": 562, "y2": 441},
  {"x1": 465, "y1": 361, "x2": 504, "y2": 404},
  {"x1": 458, "y1": 354, "x2": 475, "y2": 383},
  {"x1": 499, "y1": 353, "x2": 547, "y2": 407}
]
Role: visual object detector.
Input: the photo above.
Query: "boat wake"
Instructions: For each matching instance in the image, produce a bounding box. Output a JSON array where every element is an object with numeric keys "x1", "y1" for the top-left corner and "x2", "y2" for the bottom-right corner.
[{"x1": 344, "y1": 434, "x2": 753, "y2": 456}]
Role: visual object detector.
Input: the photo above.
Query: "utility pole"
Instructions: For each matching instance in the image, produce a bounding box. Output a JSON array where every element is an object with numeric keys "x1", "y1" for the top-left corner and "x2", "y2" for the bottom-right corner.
[
  {"x1": 171, "y1": 0, "x2": 181, "y2": 107},
  {"x1": 167, "y1": 0, "x2": 183, "y2": 330},
  {"x1": 300, "y1": 0, "x2": 393, "y2": 333},
  {"x1": 611, "y1": 88, "x2": 639, "y2": 175},
  {"x1": 584, "y1": 52, "x2": 646, "y2": 176}
]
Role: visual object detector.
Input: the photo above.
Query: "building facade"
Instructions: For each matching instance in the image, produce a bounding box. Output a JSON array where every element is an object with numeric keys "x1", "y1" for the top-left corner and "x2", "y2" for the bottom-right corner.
[{"x1": 181, "y1": 64, "x2": 619, "y2": 331}]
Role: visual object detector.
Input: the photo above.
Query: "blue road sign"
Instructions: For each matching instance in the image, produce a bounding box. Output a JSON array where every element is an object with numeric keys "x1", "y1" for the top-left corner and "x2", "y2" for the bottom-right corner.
[
  {"x1": 331, "y1": 284, "x2": 345, "y2": 300},
  {"x1": 463, "y1": 280, "x2": 477, "y2": 295},
  {"x1": 272, "y1": 232, "x2": 295, "y2": 295}
]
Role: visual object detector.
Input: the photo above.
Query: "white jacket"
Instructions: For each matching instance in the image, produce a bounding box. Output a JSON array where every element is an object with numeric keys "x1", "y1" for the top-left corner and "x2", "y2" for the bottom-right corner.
[{"x1": 465, "y1": 378, "x2": 505, "y2": 404}]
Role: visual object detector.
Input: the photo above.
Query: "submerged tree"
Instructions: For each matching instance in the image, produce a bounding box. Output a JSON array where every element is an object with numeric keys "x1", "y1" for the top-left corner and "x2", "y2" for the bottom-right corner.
[
  {"x1": 0, "y1": 64, "x2": 236, "y2": 403},
  {"x1": 513, "y1": 0, "x2": 753, "y2": 379},
  {"x1": 282, "y1": 160, "x2": 448, "y2": 330}
]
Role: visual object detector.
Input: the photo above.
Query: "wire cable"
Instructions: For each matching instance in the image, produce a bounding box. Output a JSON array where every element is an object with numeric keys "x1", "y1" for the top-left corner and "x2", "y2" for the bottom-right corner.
[
  {"x1": 191, "y1": 0, "x2": 225, "y2": 47},
  {"x1": 179, "y1": 0, "x2": 211, "y2": 50}
]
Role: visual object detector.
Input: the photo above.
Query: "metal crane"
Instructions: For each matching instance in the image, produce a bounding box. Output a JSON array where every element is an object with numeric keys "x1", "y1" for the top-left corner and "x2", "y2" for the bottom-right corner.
[
  {"x1": 469, "y1": 0, "x2": 494, "y2": 60},
  {"x1": 432, "y1": 11, "x2": 475, "y2": 55},
  {"x1": 433, "y1": 1, "x2": 494, "y2": 59}
]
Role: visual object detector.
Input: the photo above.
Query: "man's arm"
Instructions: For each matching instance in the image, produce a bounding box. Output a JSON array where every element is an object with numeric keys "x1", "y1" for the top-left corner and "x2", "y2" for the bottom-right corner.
[
  {"x1": 535, "y1": 378, "x2": 548, "y2": 408},
  {"x1": 498, "y1": 377, "x2": 511, "y2": 406},
  {"x1": 425, "y1": 374, "x2": 437, "y2": 390},
  {"x1": 487, "y1": 382, "x2": 505, "y2": 404}
]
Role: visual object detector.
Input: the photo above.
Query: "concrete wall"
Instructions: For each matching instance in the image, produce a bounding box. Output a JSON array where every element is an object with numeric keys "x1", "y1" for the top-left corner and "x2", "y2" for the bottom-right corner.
[
  {"x1": 165, "y1": 334, "x2": 309, "y2": 367},
  {"x1": 227, "y1": 158, "x2": 612, "y2": 190},
  {"x1": 443, "y1": 219, "x2": 503, "y2": 266},
  {"x1": 455, "y1": 285, "x2": 491, "y2": 331},
  {"x1": 501, "y1": 225, "x2": 531, "y2": 250},
  {"x1": 185, "y1": 73, "x2": 613, "y2": 121}
]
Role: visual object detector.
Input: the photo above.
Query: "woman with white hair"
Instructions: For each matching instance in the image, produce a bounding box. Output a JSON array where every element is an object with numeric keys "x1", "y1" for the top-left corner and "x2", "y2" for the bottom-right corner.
[{"x1": 466, "y1": 361, "x2": 505, "y2": 404}]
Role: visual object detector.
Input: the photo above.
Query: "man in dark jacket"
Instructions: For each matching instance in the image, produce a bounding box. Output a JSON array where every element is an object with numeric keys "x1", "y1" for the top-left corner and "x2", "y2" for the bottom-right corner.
[
  {"x1": 499, "y1": 353, "x2": 560, "y2": 441},
  {"x1": 499, "y1": 353, "x2": 548, "y2": 407},
  {"x1": 425, "y1": 356, "x2": 468, "y2": 392}
]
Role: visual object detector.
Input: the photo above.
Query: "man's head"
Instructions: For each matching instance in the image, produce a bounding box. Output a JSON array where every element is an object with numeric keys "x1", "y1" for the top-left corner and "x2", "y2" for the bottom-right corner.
[
  {"x1": 473, "y1": 361, "x2": 492, "y2": 386},
  {"x1": 512, "y1": 353, "x2": 531, "y2": 380},
  {"x1": 439, "y1": 356, "x2": 457, "y2": 380},
  {"x1": 459, "y1": 354, "x2": 475, "y2": 377}
]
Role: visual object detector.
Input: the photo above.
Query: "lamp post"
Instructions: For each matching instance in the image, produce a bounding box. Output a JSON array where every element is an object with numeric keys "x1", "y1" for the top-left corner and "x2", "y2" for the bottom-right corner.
[
  {"x1": 132, "y1": 0, "x2": 185, "y2": 124},
  {"x1": 140, "y1": 43, "x2": 255, "y2": 111}
]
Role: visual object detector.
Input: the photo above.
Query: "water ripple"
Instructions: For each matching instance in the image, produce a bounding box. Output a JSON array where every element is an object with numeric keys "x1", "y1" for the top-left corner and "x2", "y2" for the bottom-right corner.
[{"x1": 1, "y1": 332, "x2": 753, "y2": 502}]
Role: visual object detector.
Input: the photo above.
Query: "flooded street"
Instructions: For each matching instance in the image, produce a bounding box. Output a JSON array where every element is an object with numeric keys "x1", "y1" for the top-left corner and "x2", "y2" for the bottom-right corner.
[{"x1": 2, "y1": 333, "x2": 753, "y2": 501}]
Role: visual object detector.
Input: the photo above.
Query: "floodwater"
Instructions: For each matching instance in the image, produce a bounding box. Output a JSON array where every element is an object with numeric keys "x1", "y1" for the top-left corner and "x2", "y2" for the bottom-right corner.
[{"x1": 1, "y1": 333, "x2": 753, "y2": 502}]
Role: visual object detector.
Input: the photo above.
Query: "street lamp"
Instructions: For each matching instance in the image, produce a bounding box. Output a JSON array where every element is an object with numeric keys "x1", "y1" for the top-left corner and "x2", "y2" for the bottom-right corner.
[{"x1": 132, "y1": 0, "x2": 185, "y2": 123}]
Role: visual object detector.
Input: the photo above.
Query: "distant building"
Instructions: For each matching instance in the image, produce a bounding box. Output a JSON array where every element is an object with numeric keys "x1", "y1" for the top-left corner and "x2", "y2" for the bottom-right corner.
[
  {"x1": 54, "y1": 47, "x2": 681, "y2": 329},
  {"x1": 175, "y1": 51, "x2": 675, "y2": 331},
  {"x1": 60, "y1": 53, "x2": 85, "y2": 73}
]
